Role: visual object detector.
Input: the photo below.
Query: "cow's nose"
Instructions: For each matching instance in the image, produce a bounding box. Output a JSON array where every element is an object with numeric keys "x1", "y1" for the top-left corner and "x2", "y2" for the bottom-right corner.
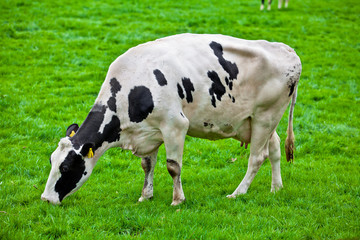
[
  {"x1": 41, "y1": 194, "x2": 60, "y2": 205},
  {"x1": 41, "y1": 194, "x2": 49, "y2": 202}
]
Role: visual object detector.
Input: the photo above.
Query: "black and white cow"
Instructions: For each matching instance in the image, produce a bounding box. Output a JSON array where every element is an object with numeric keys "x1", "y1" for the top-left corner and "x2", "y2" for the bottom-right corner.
[
  {"x1": 261, "y1": 0, "x2": 289, "y2": 11},
  {"x1": 41, "y1": 33, "x2": 301, "y2": 206}
]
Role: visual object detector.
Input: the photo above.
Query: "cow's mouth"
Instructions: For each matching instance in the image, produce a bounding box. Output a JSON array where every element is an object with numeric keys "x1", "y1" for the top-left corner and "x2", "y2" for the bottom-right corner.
[{"x1": 41, "y1": 194, "x2": 61, "y2": 205}]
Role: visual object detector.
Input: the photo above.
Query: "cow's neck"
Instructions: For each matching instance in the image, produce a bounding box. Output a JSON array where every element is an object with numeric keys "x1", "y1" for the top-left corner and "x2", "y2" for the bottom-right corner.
[{"x1": 71, "y1": 103, "x2": 121, "y2": 157}]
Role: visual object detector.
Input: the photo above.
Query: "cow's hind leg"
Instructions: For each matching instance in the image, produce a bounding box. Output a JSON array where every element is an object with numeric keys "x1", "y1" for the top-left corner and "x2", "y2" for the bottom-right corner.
[
  {"x1": 139, "y1": 149, "x2": 158, "y2": 202},
  {"x1": 161, "y1": 114, "x2": 189, "y2": 206},
  {"x1": 227, "y1": 117, "x2": 275, "y2": 198},
  {"x1": 269, "y1": 131, "x2": 283, "y2": 192}
]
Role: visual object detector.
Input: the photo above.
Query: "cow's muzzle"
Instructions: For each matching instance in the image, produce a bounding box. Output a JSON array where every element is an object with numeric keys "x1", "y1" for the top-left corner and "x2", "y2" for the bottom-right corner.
[{"x1": 41, "y1": 193, "x2": 61, "y2": 205}]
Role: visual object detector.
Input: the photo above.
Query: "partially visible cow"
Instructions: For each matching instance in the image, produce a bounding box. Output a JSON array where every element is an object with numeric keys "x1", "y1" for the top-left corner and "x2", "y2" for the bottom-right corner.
[
  {"x1": 41, "y1": 33, "x2": 301, "y2": 206},
  {"x1": 261, "y1": 0, "x2": 289, "y2": 11}
]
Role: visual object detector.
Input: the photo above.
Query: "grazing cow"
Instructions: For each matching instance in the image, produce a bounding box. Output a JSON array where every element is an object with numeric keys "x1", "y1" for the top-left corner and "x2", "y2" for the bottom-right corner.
[
  {"x1": 261, "y1": 0, "x2": 289, "y2": 10},
  {"x1": 41, "y1": 33, "x2": 301, "y2": 206}
]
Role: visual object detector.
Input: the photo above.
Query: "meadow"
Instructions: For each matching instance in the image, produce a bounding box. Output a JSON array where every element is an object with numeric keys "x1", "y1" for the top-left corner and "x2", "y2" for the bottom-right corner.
[{"x1": 0, "y1": 0, "x2": 359, "y2": 239}]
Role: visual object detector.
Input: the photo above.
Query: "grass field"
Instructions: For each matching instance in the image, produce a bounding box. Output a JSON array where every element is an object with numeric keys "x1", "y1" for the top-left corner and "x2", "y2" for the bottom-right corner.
[{"x1": 1, "y1": 0, "x2": 359, "y2": 239}]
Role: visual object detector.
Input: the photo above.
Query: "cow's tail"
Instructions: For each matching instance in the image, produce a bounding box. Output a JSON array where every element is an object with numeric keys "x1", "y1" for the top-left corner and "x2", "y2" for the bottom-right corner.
[{"x1": 285, "y1": 87, "x2": 297, "y2": 162}]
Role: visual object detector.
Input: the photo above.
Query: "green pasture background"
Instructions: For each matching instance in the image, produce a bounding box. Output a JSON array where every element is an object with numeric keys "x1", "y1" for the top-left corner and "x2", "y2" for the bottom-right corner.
[{"x1": 1, "y1": 0, "x2": 359, "y2": 239}]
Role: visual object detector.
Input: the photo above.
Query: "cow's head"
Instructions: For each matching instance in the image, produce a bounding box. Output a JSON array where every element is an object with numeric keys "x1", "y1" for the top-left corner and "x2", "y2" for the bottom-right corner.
[{"x1": 41, "y1": 124, "x2": 96, "y2": 204}]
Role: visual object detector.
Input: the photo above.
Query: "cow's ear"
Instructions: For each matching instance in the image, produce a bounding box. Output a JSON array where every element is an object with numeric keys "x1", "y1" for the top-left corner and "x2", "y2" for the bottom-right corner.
[
  {"x1": 66, "y1": 124, "x2": 79, "y2": 137},
  {"x1": 80, "y1": 143, "x2": 95, "y2": 158}
]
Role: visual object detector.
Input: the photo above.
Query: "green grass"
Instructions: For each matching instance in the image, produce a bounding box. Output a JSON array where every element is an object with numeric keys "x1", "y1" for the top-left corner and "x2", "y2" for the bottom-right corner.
[{"x1": 1, "y1": 0, "x2": 359, "y2": 239}]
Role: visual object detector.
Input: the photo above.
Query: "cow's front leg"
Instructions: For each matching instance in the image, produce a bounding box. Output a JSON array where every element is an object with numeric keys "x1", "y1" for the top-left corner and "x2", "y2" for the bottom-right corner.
[
  {"x1": 139, "y1": 149, "x2": 158, "y2": 202},
  {"x1": 166, "y1": 159, "x2": 185, "y2": 206},
  {"x1": 162, "y1": 115, "x2": 189, "y2": 206}
]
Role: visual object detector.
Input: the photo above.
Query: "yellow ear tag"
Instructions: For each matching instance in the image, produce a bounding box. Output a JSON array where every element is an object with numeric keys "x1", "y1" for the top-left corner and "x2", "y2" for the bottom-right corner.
[
  {"x1": 87, "y1": 148, "x2": 94, "y2": 158},
  {"x1": 69, "y1": 131, "x2": 75, "y2": 137}
]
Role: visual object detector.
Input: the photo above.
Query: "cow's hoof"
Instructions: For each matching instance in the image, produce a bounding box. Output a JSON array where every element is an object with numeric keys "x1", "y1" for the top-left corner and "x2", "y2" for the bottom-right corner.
[
  {"x1": 226, "y1": 194, "x2": 236, "y2": 199},
  {"x1": 171, "y1": 198, "x2": 185, "y2": 206},
  {"x1": 227, "y1": 189, "x2": 248, "y2": 198},
  {"x1": 138, "y1": 196, "x2": 153, "y2": 202},
  {"x1": 271, "y1": 184, "x2": 283, "y2": 193}
]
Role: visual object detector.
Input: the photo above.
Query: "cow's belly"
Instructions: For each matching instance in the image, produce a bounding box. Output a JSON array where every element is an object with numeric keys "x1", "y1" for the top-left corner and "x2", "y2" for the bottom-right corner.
[
  {"x1": 183, "y1": 88, "x2": 253, "y2": 143},
  {"x1": 186, "y1": 114, "x2": 251, "y2": 143}
]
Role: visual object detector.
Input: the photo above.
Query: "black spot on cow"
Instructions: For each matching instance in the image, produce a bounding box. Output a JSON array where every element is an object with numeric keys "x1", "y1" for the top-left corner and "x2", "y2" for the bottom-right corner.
[
  {"x1": 180, "y1": 112, "x2": 185, "y2": 118},
  {"x1": 204, "y1": 122, "x2": 214, "y2": 128},
  {"x1": 286, "y1": 64, "x2": 301, "y2": 97},
  {"x1": 153, "y1": 69, "x2": 168, "y2": 86},
  {"x1": 71, "y1": 104, "x2": 121, "y2": 151},
  {"x1": 288, "y1": 82, "x2": 296, "y2": 97},
  {"x1": 166, "y1": 159, "x2": 181, "y2": 178},
  {"x1": 210, "y1": 96, "x2": 216, "y2": 107},
  {"x1": 107, "y1": 97, "x2": 117, "y2": 112},
  {"x1": 177, "y1": 83, "x2": 185, "y2": 99},
  {"x1": 142, "y1": 157, "x2": 152, "y2": 173},
  {"x1": 55, "y1": 150, "x2": 85, "y2": 201},
  {"x1": 208, "y1": 71, "x2": 226, "y2": 108},
  {"x1": 141, "y1": 157, "x2": 152, "y2": 188},
  {"x1": 209, "y1": 41, "x2": 239, "y2": 80},
  {"x1": 110, "y1": 78, "x2": 121, "y2": 96},
  {"x1": 228, "y1": 94, "x2": 236, "y2": 103},
  {"x1": 128, "y1": 86, "x2": 154, "y2": 123},
  {"x1": 224, "y1": 77, "x2": 233, "y2": 90},
  {"x1": 107, "y1": 78, "x2": 121, "y2": 112},
  {"x1": 102, "y1": 115, "x2": 121, "y2": 143},
  {"x1": 181, "y1": 78, "x2": 195, "y2": 103}
]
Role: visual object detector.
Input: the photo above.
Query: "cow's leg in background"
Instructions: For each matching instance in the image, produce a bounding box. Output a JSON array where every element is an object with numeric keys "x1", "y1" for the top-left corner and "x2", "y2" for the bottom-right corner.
[
  {"x1": 267, "y1": 0, "x2": 272, "y2": 10},
  {"x1": 260, "y1": 0, "x2": 272, "y2": 10},
  {"x1": 161, "y1": 114, "x2": 189, "y2": 206},
  {"x1": 278, "y1": 0, "x2": 289, "y2": 9},
  {"x1": 268, "y1": 131, "x2": 283, "y2": 192},
  {"x1": 139, "y1": 149, "x2": 159, "y2": 202}
]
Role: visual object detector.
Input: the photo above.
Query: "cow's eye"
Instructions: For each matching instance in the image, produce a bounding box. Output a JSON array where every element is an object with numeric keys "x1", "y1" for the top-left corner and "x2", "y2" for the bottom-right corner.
[{"x1": 60, "y1": 165, "x2": 70, "y2": 173}]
